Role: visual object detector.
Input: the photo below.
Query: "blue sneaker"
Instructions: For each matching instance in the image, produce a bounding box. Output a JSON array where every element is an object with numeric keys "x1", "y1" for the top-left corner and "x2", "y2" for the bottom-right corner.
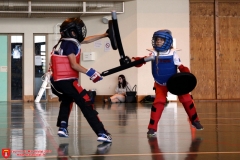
[
  {"x1": 97, "y1": 133, "x2": 112, "y2": 143},
  {"x1": 192, "y1": 121, "x2": 204, "y2": 130},
  {"x1": 58, "y1": 128, "x2": 69, "y2": 137}
]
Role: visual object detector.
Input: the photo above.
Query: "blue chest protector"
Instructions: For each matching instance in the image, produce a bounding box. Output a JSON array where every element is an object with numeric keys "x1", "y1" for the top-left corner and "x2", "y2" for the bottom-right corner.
[{"x1": 151, "y1": 54, "x2": 177, "y2": 85}]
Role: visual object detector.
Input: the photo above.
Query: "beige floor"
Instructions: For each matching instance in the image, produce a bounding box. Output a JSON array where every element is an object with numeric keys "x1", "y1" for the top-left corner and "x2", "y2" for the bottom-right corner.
[{"x1": 0, "y1": 101, "x2": 240, "y2": 160}]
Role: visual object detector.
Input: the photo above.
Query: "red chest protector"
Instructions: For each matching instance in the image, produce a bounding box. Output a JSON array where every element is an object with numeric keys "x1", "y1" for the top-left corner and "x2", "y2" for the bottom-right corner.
[{"x1": 51, "y1": 39, "x2": 81, "y2": 81}]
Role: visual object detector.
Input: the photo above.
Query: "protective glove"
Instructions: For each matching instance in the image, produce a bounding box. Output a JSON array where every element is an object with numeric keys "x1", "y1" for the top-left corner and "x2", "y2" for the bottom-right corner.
[
  {"x1": 86, "y1": 68, "x2": 103, "y2": 83},
  {"x1": 132, "y1": 57, "x2": 146, "y2": 67},
  {"x1": 178, "y1": 64, "x2": 190, "y2": 73}
]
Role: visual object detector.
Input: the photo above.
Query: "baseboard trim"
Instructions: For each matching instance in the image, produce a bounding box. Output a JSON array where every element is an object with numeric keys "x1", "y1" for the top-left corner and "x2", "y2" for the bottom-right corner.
[
  {"x1": 23, "y1": 95, "x2": 34, "y2": 102},
  {"x1": 46, "y1": 95, "x2": 178, "y2": 103},
  {"x1": 48, "y1": 95, "x2": 59, "y2": 102},
  {"x1": 96, "y1": 95, "x2": 158, "y2": 103}
]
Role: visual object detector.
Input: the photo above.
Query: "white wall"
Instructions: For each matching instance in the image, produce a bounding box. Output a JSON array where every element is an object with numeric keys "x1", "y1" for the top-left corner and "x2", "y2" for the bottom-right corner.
[
  {"x1": 136, "y1": 0, "x2": 190, "y2": 95},
  {"x1": 0, "y1": 0, "x2": 189, "y2": 97},
  {"x1": 80, "y1": 1, "x2": 138, "y2": 95}
]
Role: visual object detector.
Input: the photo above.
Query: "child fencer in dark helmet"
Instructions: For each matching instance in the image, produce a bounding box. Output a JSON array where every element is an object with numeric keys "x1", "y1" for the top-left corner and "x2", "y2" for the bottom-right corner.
[{"x1": 50, "y1": 17, "x2": 112, "y2": 143}]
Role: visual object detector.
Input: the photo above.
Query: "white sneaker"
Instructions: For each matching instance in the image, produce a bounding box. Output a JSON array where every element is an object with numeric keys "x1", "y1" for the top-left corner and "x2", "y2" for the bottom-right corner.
[
  {"x1": 58, "y1": 128, "x2": 69, "y2": 137},
  {"x1": 97, "y1": 133, "x2": 112, "y2": 143}
]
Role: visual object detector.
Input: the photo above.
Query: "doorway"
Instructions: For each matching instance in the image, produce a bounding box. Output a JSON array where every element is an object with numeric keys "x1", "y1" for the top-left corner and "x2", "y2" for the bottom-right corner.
[
  {"x1": 11, "y1": 35, "x2": 23, "y2": 100},
  {"x1": 34, "y1": 35, "x2": 47, "y2": 100}
]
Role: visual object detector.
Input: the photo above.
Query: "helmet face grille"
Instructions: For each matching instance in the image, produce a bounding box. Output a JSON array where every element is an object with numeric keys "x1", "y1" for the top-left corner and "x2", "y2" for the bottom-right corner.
[
  {"x1": 60, "y1": 17, "x2": 87, "y2": 43},
  {"x1": 152, "y1": 30, "x2": 173, "y2": 52},
  {"x1": 82, "y1": 25, "x2": 87, "y2": 38}
]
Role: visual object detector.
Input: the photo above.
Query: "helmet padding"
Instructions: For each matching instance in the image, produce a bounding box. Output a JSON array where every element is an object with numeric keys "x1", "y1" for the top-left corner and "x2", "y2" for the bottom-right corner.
[
  {"x1": 60, "y1": 17, "x2": 87, "y2": 43},
  {"x1": 152, "y1": 29, "x2": 173, "y2": 52}
]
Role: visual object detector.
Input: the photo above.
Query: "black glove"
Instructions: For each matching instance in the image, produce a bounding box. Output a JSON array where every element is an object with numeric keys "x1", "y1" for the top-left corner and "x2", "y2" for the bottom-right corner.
[{"x1": 106, "y1": 29, "x2": 109, "y2": 37}]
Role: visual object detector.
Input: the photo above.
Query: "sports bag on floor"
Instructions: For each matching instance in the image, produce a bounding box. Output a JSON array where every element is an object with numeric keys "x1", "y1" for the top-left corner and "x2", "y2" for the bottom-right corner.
[{"x1": 125, "y1": 85, "x2": 137, "y2": 103}]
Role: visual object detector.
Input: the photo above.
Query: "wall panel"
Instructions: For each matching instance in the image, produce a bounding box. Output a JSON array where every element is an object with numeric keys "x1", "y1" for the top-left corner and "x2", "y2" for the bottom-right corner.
[
  {"x1": 190, "y1": 2, "x2": 216, "y2": 99},
  {"x1": 217, "y1": 2, "x2": 240, "y2": 99},
  {"x1": 190, "y1": 0, "x2": 240, "y2": 100}
]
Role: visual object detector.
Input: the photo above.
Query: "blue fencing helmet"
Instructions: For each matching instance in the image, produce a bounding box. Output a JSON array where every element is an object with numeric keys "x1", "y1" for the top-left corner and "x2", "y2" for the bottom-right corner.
[
  {"x1": 152, "y1": 29, "x2": 173, "y2": 52},
  {"x1": 60, "y1": 17, "x2": 87, "y2": 43}
]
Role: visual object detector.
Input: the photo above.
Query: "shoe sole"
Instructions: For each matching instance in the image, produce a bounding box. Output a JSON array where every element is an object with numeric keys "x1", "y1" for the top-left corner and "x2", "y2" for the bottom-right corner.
[
  {"x1": 147, "y1": 133, "x2": 157, "y2": 137},
  {"x1": 97, "y1": 137, "x2": 112, "y2": 143},
  {"x1": 97, "y1": 143, "x2": 112, "y2": 154},
  {"x1": 192, "y1": 125, "x2": 204, "y2": 130},
  {"x1": 58, "y1": 131, "x2": 68, "y2": 137}
]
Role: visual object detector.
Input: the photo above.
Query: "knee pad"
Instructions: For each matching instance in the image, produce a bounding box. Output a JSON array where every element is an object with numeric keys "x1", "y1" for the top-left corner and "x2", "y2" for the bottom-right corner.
[
  {"x1": 79, "y1": 89, "x2": 92, "y2": 104},
  {"x1": 150, "y1": 119, "x2": 155, "y2": 125},
  {"x1": 151, "y1": 105, "x2": 157, "y2": 112}
]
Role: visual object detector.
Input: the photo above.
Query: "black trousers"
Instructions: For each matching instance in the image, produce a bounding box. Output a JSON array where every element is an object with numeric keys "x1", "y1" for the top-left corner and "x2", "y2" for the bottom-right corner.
[{"x1": 51, "y1": 78, "x2": 106, "y2": 135}]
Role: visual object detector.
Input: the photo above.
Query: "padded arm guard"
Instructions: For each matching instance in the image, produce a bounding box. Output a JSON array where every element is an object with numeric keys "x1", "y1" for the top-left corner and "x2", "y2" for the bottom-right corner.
[
  {"x1": 132, "y1": 57, "x2": 146, "y2": 67},
  {"x1": 178, "y1": 64, "x2": 190, "y2": 73}
]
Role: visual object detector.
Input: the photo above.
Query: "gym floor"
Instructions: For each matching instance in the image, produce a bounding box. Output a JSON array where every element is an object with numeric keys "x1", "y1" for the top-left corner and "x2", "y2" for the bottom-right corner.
[{"x1": 1, "y1": 101, "x2": 240, "y2": 160}]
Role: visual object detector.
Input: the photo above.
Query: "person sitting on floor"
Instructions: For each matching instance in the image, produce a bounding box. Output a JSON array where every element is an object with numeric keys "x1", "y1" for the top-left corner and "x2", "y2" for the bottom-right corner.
[{"x1": 103, "y1": 74, "x2": 131, "y2": 103}]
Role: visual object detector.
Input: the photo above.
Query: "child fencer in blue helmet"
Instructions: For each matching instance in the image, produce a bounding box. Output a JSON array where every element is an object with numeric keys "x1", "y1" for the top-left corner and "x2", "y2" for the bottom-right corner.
[{"x1": 132, "y1": 29, "x2": 203, "y2": 136}]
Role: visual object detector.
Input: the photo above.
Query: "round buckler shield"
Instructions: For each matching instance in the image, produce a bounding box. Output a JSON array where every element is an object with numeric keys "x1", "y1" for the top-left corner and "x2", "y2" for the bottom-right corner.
[
  {"x1": 108, "y1": 20, "x2": 118, "y2": 50},
  {"x1": 166, "y1": 72, "x2": 197, "y2": 95}
]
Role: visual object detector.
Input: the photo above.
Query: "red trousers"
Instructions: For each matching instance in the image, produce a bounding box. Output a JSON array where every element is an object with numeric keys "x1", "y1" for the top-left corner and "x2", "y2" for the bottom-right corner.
[{"x1": 148, "y1": 82, "x2": 199, "y2": 131}]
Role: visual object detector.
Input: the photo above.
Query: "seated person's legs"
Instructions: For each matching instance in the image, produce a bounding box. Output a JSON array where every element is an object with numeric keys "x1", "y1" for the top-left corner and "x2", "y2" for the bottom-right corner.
[
  {"x1": 111, "y1": 94, "x2": 125, "y2": 103},
  {"x1": 104, "y1": 94, "x2": 125, "y2": 103}
]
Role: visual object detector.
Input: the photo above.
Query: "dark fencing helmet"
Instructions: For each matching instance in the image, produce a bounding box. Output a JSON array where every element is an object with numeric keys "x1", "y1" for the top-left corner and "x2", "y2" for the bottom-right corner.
[
  {"x1": 152, "y1": 29, "x2": 173, "y2": 52},
  {"x1": 60, "y1": 17, "x2": 87, "y2": 43}
]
